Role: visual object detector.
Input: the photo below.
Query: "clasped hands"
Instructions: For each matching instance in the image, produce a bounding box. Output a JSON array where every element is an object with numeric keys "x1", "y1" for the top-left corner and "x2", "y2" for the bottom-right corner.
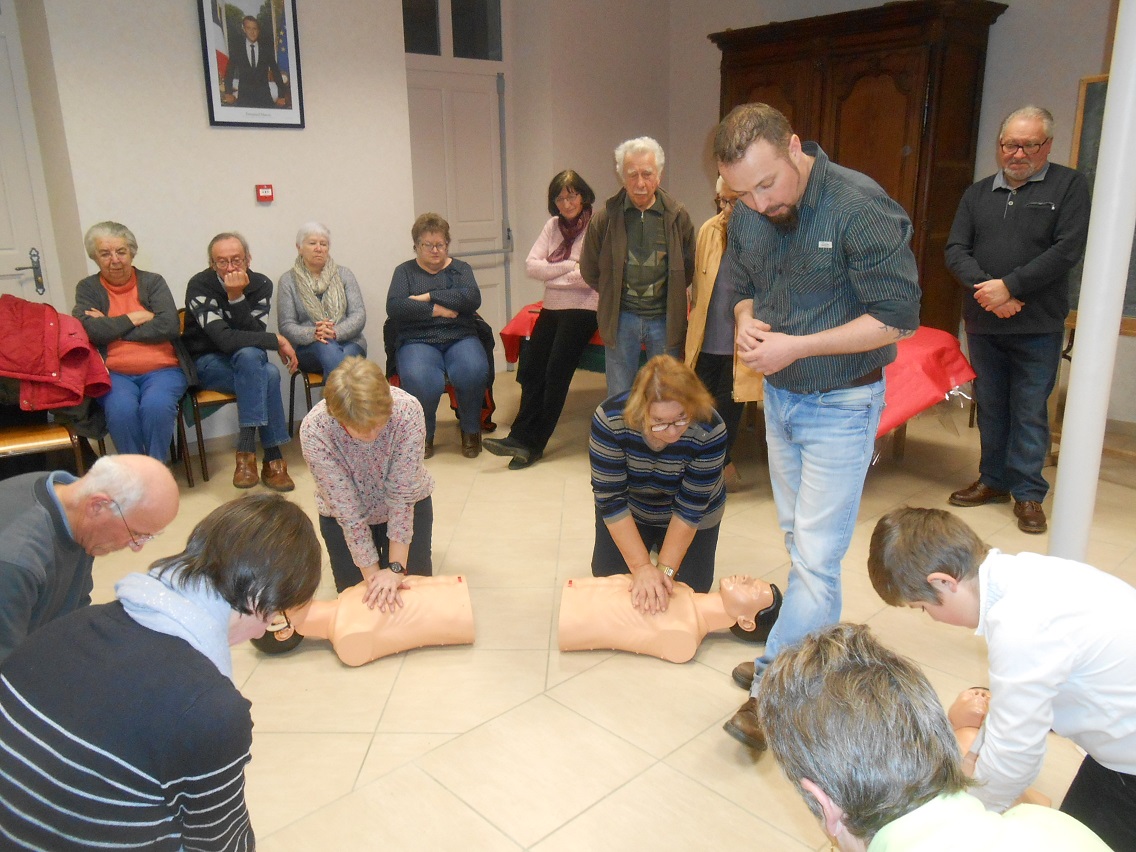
[
  {"x1": 735, "y1": 314, "x2": 802, "y2": 373},
  {"x1": 973, "y1": 279, "x2": 1024, "y2": 319}
]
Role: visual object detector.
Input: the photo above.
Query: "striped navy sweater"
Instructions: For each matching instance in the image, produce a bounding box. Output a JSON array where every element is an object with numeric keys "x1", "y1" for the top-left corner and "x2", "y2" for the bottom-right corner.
[
  {"x1": 590, "y1": 393, "x2": 726, "y2": 530},
  {"x1": 0, "y1": 602, "x2": 254, "y2": 850}
]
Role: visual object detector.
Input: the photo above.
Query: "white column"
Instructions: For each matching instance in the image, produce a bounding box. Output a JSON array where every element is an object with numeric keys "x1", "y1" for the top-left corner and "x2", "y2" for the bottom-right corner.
[{"x1": 1050, "y1": 0, "x2": 1136, "y2": 558}]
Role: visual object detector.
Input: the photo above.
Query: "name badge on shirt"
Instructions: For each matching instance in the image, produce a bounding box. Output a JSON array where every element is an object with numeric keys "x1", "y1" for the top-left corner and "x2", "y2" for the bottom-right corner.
[{"x1": 818, "y1": 241, "x2": 833, "y2": 249}]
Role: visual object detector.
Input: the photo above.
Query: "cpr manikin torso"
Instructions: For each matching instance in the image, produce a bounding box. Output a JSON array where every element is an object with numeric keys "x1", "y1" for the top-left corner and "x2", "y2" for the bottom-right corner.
[
  {"x1": 557, "y1": 574, "x2": 778, "y2": 663},
  {"x1": 274, "y1": 575, "x2": 474, "y2": 666}
]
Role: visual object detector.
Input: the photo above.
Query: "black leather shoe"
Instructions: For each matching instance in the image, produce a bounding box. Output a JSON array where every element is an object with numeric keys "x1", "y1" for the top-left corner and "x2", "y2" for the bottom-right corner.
[
  {"x1": 732, "y1": 661, "x2": 755, "y2": 690},
  {"x1": 508, "y1": 450, "x2": 542, "y2": 470},
  {"x1": 1014, "y1": 500, "x2": 1047, "y2": 534},
  {"x1": 483, "y1": 436, "x2": 527, "y2": 459},
  {"x1": 949, "y1": 479, "x2": 1011, "y2": 507},
  {"x1": 723, "y1": 697, "x2": 767, "y2": 751}
]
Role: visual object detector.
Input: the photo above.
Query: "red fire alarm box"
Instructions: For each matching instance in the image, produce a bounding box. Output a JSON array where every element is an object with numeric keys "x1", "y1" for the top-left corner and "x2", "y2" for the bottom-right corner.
[{"x1": 256, "y1": 184, "x2": 274, "y2": 203}]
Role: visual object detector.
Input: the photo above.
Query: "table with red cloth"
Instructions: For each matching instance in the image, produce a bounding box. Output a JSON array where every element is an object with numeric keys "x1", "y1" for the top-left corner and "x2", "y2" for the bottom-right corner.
[{"x1": 499, "y1": 302, "x2": 974, "y2": 439}]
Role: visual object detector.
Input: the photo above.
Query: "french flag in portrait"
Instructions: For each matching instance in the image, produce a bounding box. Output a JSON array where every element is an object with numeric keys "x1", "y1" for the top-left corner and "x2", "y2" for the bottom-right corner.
[{"x1": 212, "y1": 0, "x2": 229, "y2": 80}]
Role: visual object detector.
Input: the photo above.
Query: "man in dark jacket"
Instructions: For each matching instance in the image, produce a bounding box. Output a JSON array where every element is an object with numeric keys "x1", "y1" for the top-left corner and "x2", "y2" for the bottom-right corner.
[
  {"x1": 184, "y1": 232, "x2": 298, "y2": 490},
  {"x1": 580, "y1": 136, "x2": 694, "y2": 396},
  {"x1": 945, "y1": 106, "x2": 1091, "y2": 534}
]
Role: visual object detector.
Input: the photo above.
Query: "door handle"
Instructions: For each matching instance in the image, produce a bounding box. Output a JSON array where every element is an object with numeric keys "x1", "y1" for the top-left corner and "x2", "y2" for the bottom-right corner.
[{"x1": 15, "y1": 247, "x2": 44, "y2": 295}]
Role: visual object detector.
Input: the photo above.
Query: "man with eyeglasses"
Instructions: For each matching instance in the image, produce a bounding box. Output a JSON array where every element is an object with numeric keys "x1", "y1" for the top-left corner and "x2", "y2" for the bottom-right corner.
[
  {"x1": 946, "y1": 106, "x2": 1091, "y2": 534},
  {"x1": 184, "y1": 232, "x2": 299, "y2": 491},
  {"x1": 0, "y1": 454, "x2": 178, "y2": 663},
  {"x1": 581, "y1": 136, "x2": 695, "y2": 396}
]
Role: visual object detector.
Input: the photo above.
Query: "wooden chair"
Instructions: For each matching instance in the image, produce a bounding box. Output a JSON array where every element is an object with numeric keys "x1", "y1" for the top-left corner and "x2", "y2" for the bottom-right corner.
[
  {"x1": 0, "y1": 421, "x2": 88, "y2": 473},
  {"x1": 288, "y1": 370, "x2": 325, "y2": 437},
  {"x1": 176, "y1": 310, "x2": 238, "y2": 484}
]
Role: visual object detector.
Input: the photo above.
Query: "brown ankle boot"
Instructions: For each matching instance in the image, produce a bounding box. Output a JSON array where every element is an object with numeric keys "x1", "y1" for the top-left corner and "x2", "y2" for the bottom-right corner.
[
  {"x1": 233, "y1": 452, "x2": 258, "y2": 488},
  {"x1": 261, "y1": 458, "x2": 295, "y2": 492},
  {"x1": 461, "y1": 431, "x2": 481, "y2": 458}
]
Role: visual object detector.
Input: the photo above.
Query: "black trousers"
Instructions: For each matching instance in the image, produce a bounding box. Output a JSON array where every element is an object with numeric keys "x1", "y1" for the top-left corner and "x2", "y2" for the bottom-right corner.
[
  {"x1": 319, "y1": 496, "x2": 433, "y2": 592},
  {"x1": 693, "y1": 352, "x2": 744, "y2": 465},
  {"x1": 590, "y1": 506, "x2": 719, "y2": 593},
  {"x1": 1060, "y1": 753, "x2": 1136, "y2": 850},
  {"x1": 510, "y1": 308, "x2": 598, "y2": 453}
]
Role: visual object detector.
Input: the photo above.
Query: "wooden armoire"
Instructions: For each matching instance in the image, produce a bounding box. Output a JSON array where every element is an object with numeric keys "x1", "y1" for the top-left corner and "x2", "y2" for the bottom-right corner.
[{"x1": 710, "y1": 0, "x2": 1007, "y2": 333}]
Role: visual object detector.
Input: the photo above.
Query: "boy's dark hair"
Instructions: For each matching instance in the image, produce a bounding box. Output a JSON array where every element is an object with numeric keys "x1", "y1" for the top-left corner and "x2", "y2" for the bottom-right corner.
[{"x1": 868, "y1": 507, "x2": 988, "y2": 606}]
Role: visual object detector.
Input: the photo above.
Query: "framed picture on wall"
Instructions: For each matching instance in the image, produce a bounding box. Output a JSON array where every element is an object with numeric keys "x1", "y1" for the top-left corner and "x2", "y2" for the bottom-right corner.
[{"x1": 197, "y1": 0, "x2": 304, "y2": 128}]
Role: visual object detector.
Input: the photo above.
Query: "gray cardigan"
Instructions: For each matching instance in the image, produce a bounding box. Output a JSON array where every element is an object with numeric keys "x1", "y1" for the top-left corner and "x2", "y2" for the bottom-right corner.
[{"x1": 277, "y1": 265, "x2": 368, "y2": 353}]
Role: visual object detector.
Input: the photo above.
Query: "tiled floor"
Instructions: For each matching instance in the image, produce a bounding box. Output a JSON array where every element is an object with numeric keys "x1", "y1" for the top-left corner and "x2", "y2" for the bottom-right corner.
[{"x1": 90, "y1": 369, "x2": 1136, "y2": 851}]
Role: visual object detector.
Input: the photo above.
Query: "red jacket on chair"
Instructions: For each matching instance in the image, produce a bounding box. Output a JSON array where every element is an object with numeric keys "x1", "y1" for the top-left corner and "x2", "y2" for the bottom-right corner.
[{"x1": 0, "y1": 294, "x2": 110, "y2": 410}]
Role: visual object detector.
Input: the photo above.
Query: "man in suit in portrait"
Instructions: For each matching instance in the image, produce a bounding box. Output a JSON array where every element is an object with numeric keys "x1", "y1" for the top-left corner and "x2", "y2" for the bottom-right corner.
[{"x1": 222, "y1": 16, "x2": 285, "y2": 108}]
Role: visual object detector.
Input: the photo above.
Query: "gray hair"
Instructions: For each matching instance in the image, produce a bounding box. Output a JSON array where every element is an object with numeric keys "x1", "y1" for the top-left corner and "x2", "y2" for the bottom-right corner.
[
  {"x1": 74, "y1": 456, "x2": 146, "y2": 512},
  {"x1": 614, "y1": 137, "x2": 664, "y2": 178},
  {"x1": 757, "y1": 623, "x2": 970, "y2": 843},
  {"x1": 84, "y1": 222, "x2": 138, "y2": 261},
  {"x1": 999, "y1": 105, "x2": 1054, "y2": 140},
  {"x1": 207, "y1": 231, "x2": 250, "y2": 264},
  {"x1": 296, "y1": 221, "x2": 331, "y2": 246}
]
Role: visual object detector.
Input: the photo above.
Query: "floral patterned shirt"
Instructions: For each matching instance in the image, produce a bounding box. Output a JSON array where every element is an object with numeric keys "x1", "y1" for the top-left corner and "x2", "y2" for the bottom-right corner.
[{"x1": 300, "y1": 388, "x2": 434, "y2": 568}]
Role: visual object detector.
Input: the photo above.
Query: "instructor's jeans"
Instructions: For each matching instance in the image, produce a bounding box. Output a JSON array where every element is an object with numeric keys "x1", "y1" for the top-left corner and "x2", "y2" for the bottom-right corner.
[
  {"x1": 749, "y1": 378, "x2": 885, "y2": 696},
  {"x1": 194, "y1": 347, "x2": 289, "y2": 449}
]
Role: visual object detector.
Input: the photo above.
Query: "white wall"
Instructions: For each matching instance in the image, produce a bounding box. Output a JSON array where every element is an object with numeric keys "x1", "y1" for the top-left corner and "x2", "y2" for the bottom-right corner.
[
  {"x1": 508, "y1": 0, "x2": 672, "y2": 308},
  {"x1": 33, "y1": 0, "x2": 417, "y2": 440}
]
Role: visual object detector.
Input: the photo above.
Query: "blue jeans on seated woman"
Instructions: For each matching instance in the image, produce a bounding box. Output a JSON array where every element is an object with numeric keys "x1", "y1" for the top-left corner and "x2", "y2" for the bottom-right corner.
[
  {"x1": 104, "y1": 367, "x2": 188, "y2": 462},
  {"x1": 295, "y1": 340, "x2": 365, "y2": 376},
  {"x1": 397, "y1": 337, "x2": 488, "y2": 440}
]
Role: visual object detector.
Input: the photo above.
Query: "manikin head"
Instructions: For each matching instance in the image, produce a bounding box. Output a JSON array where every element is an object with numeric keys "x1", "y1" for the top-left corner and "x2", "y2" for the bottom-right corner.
[
  {"x1": 718, "y1": 575, "x2": 773, "y2": 631},
  {"x1": 948, "y1": 687, "x2": 991, "y2": 730}
]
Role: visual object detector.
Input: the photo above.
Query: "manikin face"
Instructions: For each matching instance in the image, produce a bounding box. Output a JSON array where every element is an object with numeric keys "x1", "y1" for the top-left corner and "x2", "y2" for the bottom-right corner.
[
  {"x1": 643, "y1": 400, "x2": 689, "y2": 449},
  {"x1": 718, "y1": 136, "x2": 807, "y2": 227},
  {"x1": 948, "y1": 687, "x2": 991, "y2": 729},
  {"x1": 718, "y1": 574, "x2": 771, "y2": 628},
  {"x1": 998, "y1": 116, "x2": 1052, "y2": 188},
  {"x1": 414, "y1": 230, "x2": 449, "y2": 274},
  {"x1": 299, "y1": 233, "x2": 329, "y2": 274},
  {"x1": 621, "y1": 151, "x2": 660, "y2": 212},
  {"x1": 93, "y1": 237, "x2": 135, "y2": 286}
]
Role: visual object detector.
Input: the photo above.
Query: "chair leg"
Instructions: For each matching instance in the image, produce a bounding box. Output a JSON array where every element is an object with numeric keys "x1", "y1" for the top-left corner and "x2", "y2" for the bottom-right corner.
[
  {"x1": 289, "y1": 371, "x2": 299, "y2": 438},
  {"x1": 176, "y1": 404, "x2": 195, "y2": 487},
  {"x1": 68, "y1": 428, "x2": 85, "y2": 475},
  {"x1": 192, "y1": 399, "x2": 210, "y2": 482},
  {"x1": 304, "y1": 374, "x2": 314, "y2": 416}
]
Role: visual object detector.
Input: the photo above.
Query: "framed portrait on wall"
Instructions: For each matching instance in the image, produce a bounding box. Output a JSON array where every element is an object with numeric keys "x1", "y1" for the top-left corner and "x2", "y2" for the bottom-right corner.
[{"x1": 197, "y1": 0, "x2": 304, "y2": 128}]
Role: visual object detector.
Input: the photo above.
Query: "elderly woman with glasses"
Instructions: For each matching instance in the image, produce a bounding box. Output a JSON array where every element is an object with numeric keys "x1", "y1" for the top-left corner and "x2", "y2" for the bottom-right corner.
[
  {"x1": 385, "y1": 213, "x2": 489, "y2": 459},
  {"x1": 277, "y1": 221, "x2": 367, "y2": 376},
  {"x1": 590, "y1": 355, "x2": 726, "y2": 613},
  {"x1": 72, "y1": 221, "x2": 192, "y2": 463}
]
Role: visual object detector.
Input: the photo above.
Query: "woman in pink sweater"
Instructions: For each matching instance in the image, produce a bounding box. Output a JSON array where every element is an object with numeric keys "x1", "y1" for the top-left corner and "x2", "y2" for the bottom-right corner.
[{"x1": 484, "y1": 170, "x2": 597, "y2": 469}]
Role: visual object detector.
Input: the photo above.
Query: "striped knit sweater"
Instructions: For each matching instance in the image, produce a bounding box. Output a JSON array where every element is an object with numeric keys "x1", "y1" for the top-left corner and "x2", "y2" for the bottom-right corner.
[
  {"x1": 0, "y1": 602, "x2": 254, "y2": 850},
  {"x1": 589, "y1": 392, "x2": 726, "y2": 529}
]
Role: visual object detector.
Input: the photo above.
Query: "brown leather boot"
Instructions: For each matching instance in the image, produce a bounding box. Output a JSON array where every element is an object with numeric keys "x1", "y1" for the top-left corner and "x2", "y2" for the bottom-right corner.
[
  {"x1": 461, "y1": 431, "x2": 481, "y2": 458},
  {"x1": 233, "y1": 452, "x2": 258, "y2": 488},
  {"x1": 261, "y1": 459, "x2": 295, "y2": 492},
  {"x1": 723, "y1": 697, "x2": 767, "y2": 751}
]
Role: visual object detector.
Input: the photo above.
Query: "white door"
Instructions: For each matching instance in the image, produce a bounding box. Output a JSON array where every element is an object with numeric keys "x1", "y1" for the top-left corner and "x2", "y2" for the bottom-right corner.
[
  {"x1": 0, "y1": 3, "x2": 63, "y2": 307},
  {"x1": 406, "y1": 68, "x2": 506, "y2": 368}
]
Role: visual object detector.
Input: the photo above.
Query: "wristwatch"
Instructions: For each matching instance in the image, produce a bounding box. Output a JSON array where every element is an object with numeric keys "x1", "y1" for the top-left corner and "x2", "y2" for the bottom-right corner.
[
  {"x1": 388, "y1": 561, "x2": 406, "y2": 574},
  {"x1": 657, "y1": 563, "x2": 676, "y2": 579}
]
